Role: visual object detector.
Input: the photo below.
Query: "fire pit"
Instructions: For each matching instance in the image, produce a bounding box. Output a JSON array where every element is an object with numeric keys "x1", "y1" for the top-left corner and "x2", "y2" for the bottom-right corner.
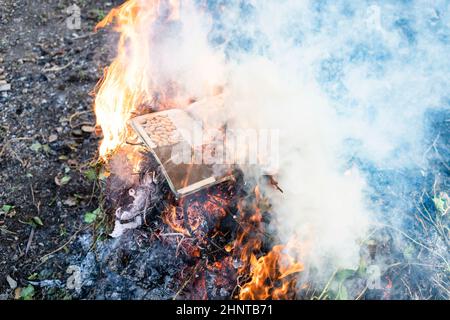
[
  {"x1": 102, "y1": 141, "x2": 284, "y2": 299},
  {"x1": 89, "y1": 0, "x2": 304, "y2": 300}
]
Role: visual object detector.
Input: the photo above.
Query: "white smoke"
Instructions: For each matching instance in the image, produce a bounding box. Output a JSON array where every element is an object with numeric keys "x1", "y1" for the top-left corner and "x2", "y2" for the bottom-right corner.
[
  {"x1": 222, "y1": 56, "x2": 370, "y2": 272},
  {"x1": 147, "y1": 0, "x2": 227, "y2": 102},
  {"x1": 107, "y1": 0, "x2": 450, "y2": 294},
  {"x1": 203, "y1": 0, "x2": 449, "y2": 286}
]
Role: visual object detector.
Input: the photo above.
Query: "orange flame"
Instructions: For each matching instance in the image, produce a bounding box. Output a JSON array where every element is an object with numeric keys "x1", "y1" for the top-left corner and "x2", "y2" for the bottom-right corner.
[
  {"x1": 94, "y1": 0, "x2": 182, "y2": 159},
  {"x1": 232, "y1": 186, "x2": 304, "y2": 300},
  {"x1": 95, "y1": 1, "x2": 304, "y2": 300},
  {"x1": 239, "y1": 245, "x2": 303, "y2": 300}
]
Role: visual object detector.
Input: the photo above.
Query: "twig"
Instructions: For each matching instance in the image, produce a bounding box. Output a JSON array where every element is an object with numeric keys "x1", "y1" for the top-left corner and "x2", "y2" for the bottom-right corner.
[
  {"x1": 39, "y1": 225, "x2": 86, "y2": 263},
  {"x1": 25, "y1": 227, "x2": 35, "y2": 256},
  {"x1": 88, "y1": 178, "x2": 98, "y2": 206},
  {"x1": 72, "y1": 32, "x2": 96, "y2": 40},
  {"x1": 317, "y1": 270, "x2": 337, "y2": 300},
  {"x1": 375, "y1": 223, "x2": 450, "y2": 271},
  {"x1": 0, "y1": 136, "x2": 36, "y2": 157},
  {"x1": 355, "y1": 285, "x2": 367, "y2": 300},
  {"x1": 69, "y1": 111, "x2": 93, "y2": 128},
  {"x1": 42, "y1": 61, "x2": 73, "y2": 73},
  {"x1": 433, "y1": 144, "x2": 450, "y2": 171},
  {"x1": 9, "y1": 148, "x2": 26, "y2": 167},
  {"x1": 422, "y1": 133, "x2": 440, "y2": 163},
  {"x1": 206, "y1": 238, "x2": 227, "y2": 254},
  {"x1": 432, "y1": 277, "x2": 450, "y2": 298},
  {"x1": 232, "y1": 275, "x2": 244, "y2": 299},
  {"x1": 401, "y1": 277, "x2": 414, "y2": 299},
  {"x1": 172, "y1": 263, "x2": 202, "y2": 300},
  {"x1": 30, "y1": 184, "x2": 41, "y2": 216},
  {"x1": 159, "y1": 232, "x2": 185, "y2": 237},
  {"x1": 0, "y1": 226, "x2": 17, "y2": 235},
  {"x1": 182, "y1": 199, "x2": 194, "y2": 237}
]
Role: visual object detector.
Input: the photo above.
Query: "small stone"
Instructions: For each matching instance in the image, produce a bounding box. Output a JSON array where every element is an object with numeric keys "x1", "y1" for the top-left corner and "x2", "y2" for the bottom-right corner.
[
  {"x1": 86, "y1": 10, "x2": 99, "y2": 20},
  {"x1": 63, "y1": 197, "x2": 77, "y2": 207},
  {"x1": 48, "y1": 134, "x2": 58, "y2": 143},
  {"x1": 0, "y1": 82, "x2": 11, "y2": 92},
  {"x1": 14, "y1": 288, "x2": 21, "y2": 300},
  {"x1": 81, "y1": 125, "x2": 95, "y2": 133},
  {"x1": 6, "y1": 275, "x2": 17, "y2": 290},
  {"x1": 72, "y1": 129, "x2": 83, "y2": 137}
]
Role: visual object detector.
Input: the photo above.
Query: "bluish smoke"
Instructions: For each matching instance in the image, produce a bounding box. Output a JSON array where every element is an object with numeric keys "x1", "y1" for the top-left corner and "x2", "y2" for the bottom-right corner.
[{"x1": 199, "y1": 0, "x2": 449, "y2": 298}]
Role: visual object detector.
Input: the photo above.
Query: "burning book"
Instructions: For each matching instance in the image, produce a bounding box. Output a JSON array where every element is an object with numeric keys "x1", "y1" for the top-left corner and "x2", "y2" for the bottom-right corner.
[{"x1": 129, "y1": 96, "x2": 235, "y2": 198}]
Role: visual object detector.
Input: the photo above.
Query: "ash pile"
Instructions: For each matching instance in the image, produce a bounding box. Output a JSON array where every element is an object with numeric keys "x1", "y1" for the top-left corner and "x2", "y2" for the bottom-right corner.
[
  {"x1": 62, "y1": 144, "x2": 261, "y2": 300},
  {"x1": 42, "y1": 97, "x2": 279, "y2": 300}
]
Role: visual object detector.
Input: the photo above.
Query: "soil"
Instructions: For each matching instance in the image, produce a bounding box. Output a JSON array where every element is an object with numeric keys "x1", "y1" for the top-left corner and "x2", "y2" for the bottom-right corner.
[
  {"x1": 0, "y1": 0, "x2": 123, "y2": 299},
  {"x1": 0, "y1": 2, "x2": 242, "y2": 300}
]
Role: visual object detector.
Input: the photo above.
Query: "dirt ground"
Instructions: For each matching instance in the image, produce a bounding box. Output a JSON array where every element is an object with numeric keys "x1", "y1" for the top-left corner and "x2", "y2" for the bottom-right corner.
[{"x1": 0, "y1": 0, "x2": 122, "y2": 299}]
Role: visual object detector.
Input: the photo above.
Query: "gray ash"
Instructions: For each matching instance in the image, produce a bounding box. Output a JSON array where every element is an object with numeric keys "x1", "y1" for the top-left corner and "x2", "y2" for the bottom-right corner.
[{"x1": 88, "y1": 145, "x2": 250, "y2": 299}]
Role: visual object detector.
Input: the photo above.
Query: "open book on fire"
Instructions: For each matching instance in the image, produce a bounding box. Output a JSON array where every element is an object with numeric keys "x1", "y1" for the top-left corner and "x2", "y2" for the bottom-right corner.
[{"x1": 129, "y1": 96, "x2": 235, "y2": 199}]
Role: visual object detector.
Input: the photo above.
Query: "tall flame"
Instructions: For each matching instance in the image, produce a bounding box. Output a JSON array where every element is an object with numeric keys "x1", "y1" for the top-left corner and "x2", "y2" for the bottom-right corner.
[{"x1": 94, "y1": 0, "x2": 181, "y2": 159}]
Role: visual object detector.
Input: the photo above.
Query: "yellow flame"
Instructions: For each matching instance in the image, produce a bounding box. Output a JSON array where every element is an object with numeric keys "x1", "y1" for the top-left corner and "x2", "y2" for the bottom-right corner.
[
  {"x1": 239, "y1": 245, "x2": 303, "y2": 300},
  {"x1": 94, "y1": 0, "x2": 181, "y2": 159}
]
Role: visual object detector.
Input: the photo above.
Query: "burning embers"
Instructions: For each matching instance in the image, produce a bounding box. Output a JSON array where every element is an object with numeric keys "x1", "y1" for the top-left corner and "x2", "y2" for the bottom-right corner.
[
  {"x1": 102, "y1": 145, "x2": 302, "y2": 299},
  {"x1": 93, "y1": 0, "x2": 303, "y2": 300}
]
